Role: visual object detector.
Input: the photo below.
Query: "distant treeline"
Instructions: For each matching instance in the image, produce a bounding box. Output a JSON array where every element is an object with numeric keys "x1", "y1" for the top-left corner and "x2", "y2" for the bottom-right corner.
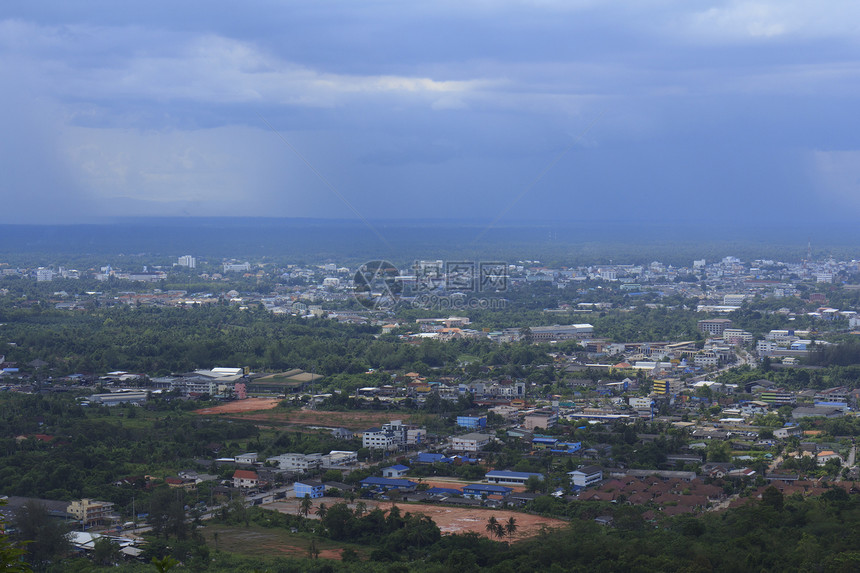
[{"x1": 1, "y1": 218, "x2": 854, "y2": 266}]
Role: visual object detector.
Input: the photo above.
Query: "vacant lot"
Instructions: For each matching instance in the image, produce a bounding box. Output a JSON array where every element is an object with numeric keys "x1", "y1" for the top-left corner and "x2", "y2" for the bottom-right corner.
[
  {"x1": 267, "y1": 498, "x2": 565, "y2": 540},
  {"x1": 194, "y1": 398, "x2": 281, "y2": 415},
  {"x1": 201, "y1": 523, "x2": 363, "y2": 560},
  {"x1": 226, "y1": 408, "x2": 415, "y2": 430}
]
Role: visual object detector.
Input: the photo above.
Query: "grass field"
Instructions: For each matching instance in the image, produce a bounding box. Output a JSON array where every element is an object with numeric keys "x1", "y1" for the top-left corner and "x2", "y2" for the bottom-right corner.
[{"x1": 201, "y1": 523, "x2": 367, "y2": 560}]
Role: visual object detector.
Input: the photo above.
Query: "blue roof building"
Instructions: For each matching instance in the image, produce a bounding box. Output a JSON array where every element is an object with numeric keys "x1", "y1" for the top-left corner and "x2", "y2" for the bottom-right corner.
[
  {"x1": 462, "y1": 483, "x2": 513, "y2": 498},
  {"x1": 382, "y1": 464, "x2": 410, "y2": 478},
  {"x1": 425, "y1": 487, "x2": 462, "y2": 496},
  {"x1": 550, "y1": 441, "x2": 582, "y2": 454},
  {"x1": 416, "y1": 452, "x2": 453, "y2": 464},
  {"x1": 360, "y1": 477, "x2": 418, "y2": 491}
]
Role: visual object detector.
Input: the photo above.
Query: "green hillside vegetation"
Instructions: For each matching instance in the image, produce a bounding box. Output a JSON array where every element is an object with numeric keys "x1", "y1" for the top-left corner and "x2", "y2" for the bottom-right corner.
[{"x1": 45, "y1": 489, "x2": 860, "y2": 572}]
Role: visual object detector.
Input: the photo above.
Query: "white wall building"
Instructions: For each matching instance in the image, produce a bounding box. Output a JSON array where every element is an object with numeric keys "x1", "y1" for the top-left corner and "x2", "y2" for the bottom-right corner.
[
  {"x1": 178, "y1": 255, "x2": 196, "y2": 269},
  {"x1": 569, "y1": 466, "x2": 603, "y2": 488},
  {"x1": 266, "y1": 453, "x2": 322, "y2": 471},
  {"x1": 451, "y1": 432, "x2": 491, "y2": 452}
]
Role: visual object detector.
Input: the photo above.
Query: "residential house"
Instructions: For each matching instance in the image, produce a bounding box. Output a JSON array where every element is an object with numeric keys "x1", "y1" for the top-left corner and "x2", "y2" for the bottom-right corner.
[
  {"x1": 331, "y1": 428, "x2": 353, "y2": 440},
  {"x1": 235, "y1": 453, "x2": 258, "y2": 465},
  {"x1": 816, "y1": 451, "x2": 843, "y2": 466},
  {"x1": 233, "y1": 470, "x2": 259, "y2": 489},
  {"x1": 774, "y1": 426, "x2": 803, "y2": 439},
  {"x1": 164, "y1": 476, "x2": 197, "y2": 490},
  {"x1": 382, "y1": 465, "x2": 410, "y2": 478},
  {"x1": 67, "y1": 499, "x2": 119, "y2": 527}
]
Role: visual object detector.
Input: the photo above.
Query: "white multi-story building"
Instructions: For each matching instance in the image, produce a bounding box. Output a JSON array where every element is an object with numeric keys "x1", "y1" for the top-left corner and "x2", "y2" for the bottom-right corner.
[
  {"x1": 723, "y1": 294, "x2": 746, "y2": 306},
  {"x1": 178, "y1": 255, "x2": 196, "y2": 269},
  {"x1": 362, "y1": 420, "x2": 424, "y2": 450},
  {"x1": 694, "y1": 352, "x2": 719, "y2": 367},
  {"x1": 765, "y1": 330, "x2": 798, "y2": 343},
  {"x1": 529, "y1": 324, "x2": 594, "y2": 342},
  {"x1": 406, "y1": 428, "x2": 426, "y2": 446},
  {"x1": 568, "y1": 466, "x2": 603, "y2": 488},
  {"x1": 67, "y1": 499, "x2": 118, "y2": 526},
  {"x1": 266, "y1": 453, "x2": 322, "y2": 471},
  {"x1": 698, "y1": 318, "x2": 733, "y2": 337},
  {"x1": 629, "y1": 397, "x2": 653, "y2": 411},
  {"x1": 36, "y1": 267, "x2": 54, "y2": 282},
  {"x1": 223, "y1": 262, "x2": 251, "y2": 273},
  {"x1": 723, "y1": 329, "x2": 753, "y2": 345},
  {"x1": 362, "y1": 428, "x2": 396, "y2": 450},
  {"x1": 451, "y1": 432, "x2": 491, "y2": 452}
]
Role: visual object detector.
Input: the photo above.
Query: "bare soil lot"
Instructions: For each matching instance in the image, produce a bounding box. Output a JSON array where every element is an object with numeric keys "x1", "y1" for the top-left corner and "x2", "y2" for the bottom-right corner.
[
  {"x1": 224, "y1": 408, "x2": 415, "y2": 430},
  {"x1": 268, "y1": 498, "x2": 565, "y2": 540},
  {"x1": 194, "y1": 398, "x2": 281, "y2": 415}
]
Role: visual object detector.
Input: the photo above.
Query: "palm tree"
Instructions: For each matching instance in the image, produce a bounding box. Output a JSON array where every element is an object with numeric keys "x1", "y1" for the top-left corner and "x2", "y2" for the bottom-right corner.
[
  {"x1": 494, "y1": 522, "x2": 506, "y2": 540},
  {"x1": 299, "y1": 494, "x2": 312, "y2": 518},
  {"x1": 151, "y1": 556, "x2": 180, "y2": 573},
  {"x1": 308, "y1": 538, "x2": 320, "y2": 559},
  {"x1": 486, "y1": 516, "x2": 500, "y2": 538},
  {"x1": 504, "y1": 516, "x2": 518, "y2": 541},
  {"x1": 315, "y1": 503, "x2": 328, "y2": 520}
]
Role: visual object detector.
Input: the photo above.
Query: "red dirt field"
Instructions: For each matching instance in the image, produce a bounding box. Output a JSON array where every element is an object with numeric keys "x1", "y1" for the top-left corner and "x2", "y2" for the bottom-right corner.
[
  {"x1": 193, "y1": 398, "x2": 281, "y2": 415},
  {"x1": 375, "y1": 502, "x2": 564, "y2": 539},
  {"x1": 267, "y1": 498, "x2": 565, "y2": 540},
  {"x1": 223, "y1": 408, "x2": 416, "y2": 430}
]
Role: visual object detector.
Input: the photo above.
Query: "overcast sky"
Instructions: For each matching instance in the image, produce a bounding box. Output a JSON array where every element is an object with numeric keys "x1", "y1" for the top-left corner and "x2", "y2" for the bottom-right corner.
[{"x1": 3, "y1": 1, "x2": 860, "y2": 226}]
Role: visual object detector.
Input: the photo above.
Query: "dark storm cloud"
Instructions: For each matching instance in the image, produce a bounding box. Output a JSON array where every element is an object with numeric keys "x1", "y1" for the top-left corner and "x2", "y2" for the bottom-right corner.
[{"x1": 2, "y1": 1, "x2": 860, "y2": 223}]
